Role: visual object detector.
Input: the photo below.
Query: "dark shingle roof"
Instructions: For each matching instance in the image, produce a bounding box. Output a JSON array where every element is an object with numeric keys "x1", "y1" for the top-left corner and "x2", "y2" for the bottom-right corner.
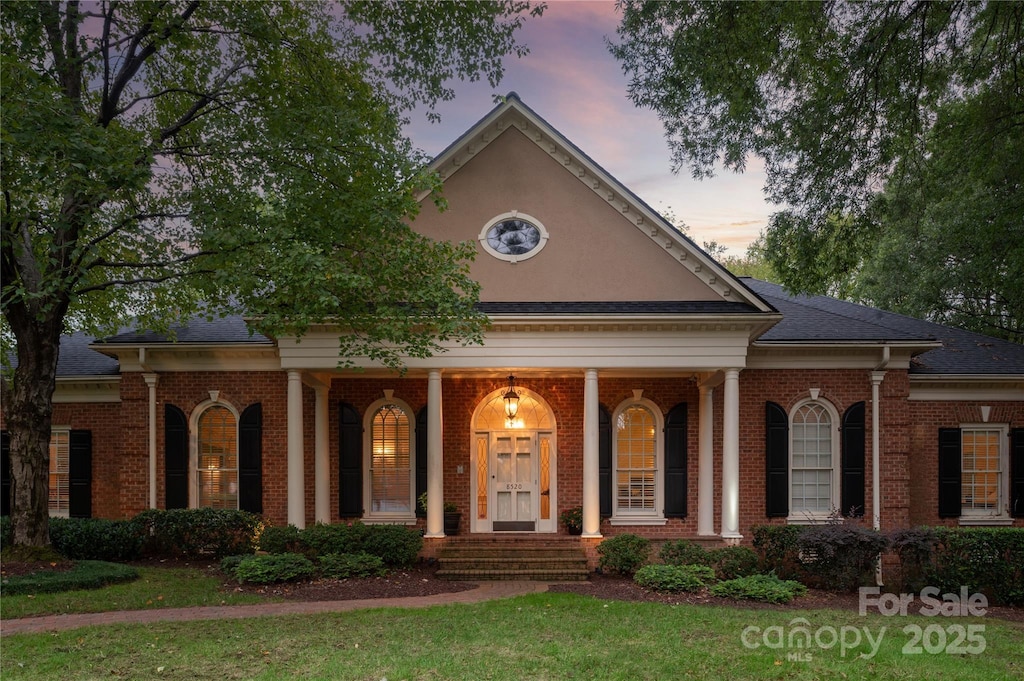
[
  {"x1": 57, "y1": 332, "x2": 121, "y2": 376},
  {"x1": 743, "y1": 278, "x2": 1024, "y2": 375},
  {"x1": 96, "y1": 315, "x2": 270, "y2": 345}
]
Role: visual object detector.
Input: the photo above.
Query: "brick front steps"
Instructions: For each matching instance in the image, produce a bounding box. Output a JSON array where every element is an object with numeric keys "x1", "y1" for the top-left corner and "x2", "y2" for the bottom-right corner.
[{"x1": 436, "y1": 535, "x2": 590, "y2": 581}]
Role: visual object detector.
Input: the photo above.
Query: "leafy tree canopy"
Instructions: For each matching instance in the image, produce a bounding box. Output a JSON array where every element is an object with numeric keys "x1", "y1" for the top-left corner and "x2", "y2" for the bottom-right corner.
[
  {"x1": 612, "y1": 0, "x2": 1022, "y2": 341},
  {"x1": 0, "y1": 0, "x2": 542, "y2": 546}
]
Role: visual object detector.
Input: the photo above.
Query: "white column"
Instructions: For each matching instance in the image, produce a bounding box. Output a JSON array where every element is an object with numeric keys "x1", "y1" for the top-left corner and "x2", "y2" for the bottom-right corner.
[
  {"x1": 314, "y1": 384, "x2": 330, "y2": 525},
  {"x1": 697, "y1": 383, "x2": 715, "y2": 536},
  {"x1": 425, "y1": 370, "x2": 445, "y2": 538},
  {"x1": 144, "y1": 373, "x2": 159, "y2": 510},
  {"x1": 287, "y1": 370, "x2": 305, "y2": 529},
  {"x1": 871, "y1": 370, "x2": 886, "y2": 585},
  {"x1": 582, "y1": 369, "x2": 602, "y2": 537},
  {"x1": 721, "y1": 368, "x2": 742, "y2": 542}
]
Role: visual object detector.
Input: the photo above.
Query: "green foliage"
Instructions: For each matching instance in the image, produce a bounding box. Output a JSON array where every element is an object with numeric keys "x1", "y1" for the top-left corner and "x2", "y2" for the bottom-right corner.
[
  {"x1": 301, "y1": 522, "x2": 368, "y2": 558},
  {"x1": 1, "y1": 515, "x2": 10, "y2": 546},
  {"x1": 634, "y1": 563, "x2": 715, "y2": 593},
  {"x1": 795, "y1": 524, "x2": 889, "y2": 592},
  {"x1": 219, "y1": 555, "x2": 251, "y2": 577},
  {"x1": 925, "y1": 528, "x2": 1024, "y2": 606},
  {"x1": 612, "y1": 1, "x2": 1024, "y2": 341},
  {"x1": 711, "y1": 574, "x2": 807, "y2": 604},
  {"x1": 1, "y1": 560, "x2": 138, "y2": 595},
  {"x1": 233, "y1": 553, "x2": 316, "y2": 585},
  {"x1": 559, "y1": 506, "x2": 583, "y2": 533},
  {"x1": 709, "y1": 546, "x2": 760, "y2": 581},
  {"x1": 360, "y1": 524, "x2": 424, "y2": 567},
  {"x1": 134, "y1": 508, "x2": 263, "y2": 559},
  {"x1": 888, "y1": 526, "x2": 940, "y2": 593},
  {"x1": 48, "y1": 517, "x2": 146, "y2": 562},
  {"x1": 658, "y1": 539, "x2": 712, "y2": 567},
  {"x1": 751, "y1": 524, "x2": 806, "y2": 579},
  {"x1": 597, "y1": 533, "x2": 650, "y2": 576},
  {"x1": 259, "y1": 524, "x2": 307, "y2": 555},
  {"x1": 318, "y1": 552, "x2": 388, "y2": 579}
]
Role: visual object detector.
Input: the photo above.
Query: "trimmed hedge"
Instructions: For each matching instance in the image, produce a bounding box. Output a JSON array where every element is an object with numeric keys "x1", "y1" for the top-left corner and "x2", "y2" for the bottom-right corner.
[
  {"x1": 135, "y1": 508, "x2": 264, "y2": 559},
  {"x1": 319, "y1": 552, "x2": 387, "y2": 579},
  {"x1": 598, "y1": 533, "x2": 650, "y2": 575},
  {"x1": 234, "y1": 553, "x2": 316, "y2": 584},
  {"x1": 49, "y1": 517, "x2": 146, "y2": 562},
  {"x1": 795, "y1": 524, "x2": 889, "y2": 591},
  {"x1": 2, "y1": 560, "x2": 139, "y2": 595},
  {"x1": 260, "y1": 522, "x2": 422, "y2": 568},
  {"x1": 659, "y1": 539, "x2": 712, "y2": 567}
]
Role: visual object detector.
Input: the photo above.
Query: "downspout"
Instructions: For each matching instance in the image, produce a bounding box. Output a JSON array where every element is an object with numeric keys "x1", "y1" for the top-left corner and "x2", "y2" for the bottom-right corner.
[{"x1": 871, "y1": 346, "x2": 890, "y2": 585}]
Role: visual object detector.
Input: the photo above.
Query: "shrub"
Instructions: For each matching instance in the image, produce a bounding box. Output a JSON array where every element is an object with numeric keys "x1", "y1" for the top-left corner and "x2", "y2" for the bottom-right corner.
[
  {"x1": 259, "y1": 524, "x2": 307, "y2": 555},
  {"x1": 752, "y1": 524, "x2": 806, "y2": 579},
  {"x1": 319, "y1": 552, "x2": 388, "y2": 579},
  {"x1": 219, "y1": 554, "x2": 250, "y2": 577},
  {"x1": 888, "y1": 526, "x2": 939, "y2": 592},
  {"x1": 926, "y1": 527, "x2": 1024, "y2": 606},
  {"x1": 233, "y1": 553, "x2": 316, "y2": 584},
  {"x1": 49, "y1": 517, "x2": 145, "y2": 562},
  {"x1": 796, "y1": 524, "x2": 889, "y2": 591},
  {"x1": 302, "y1": 522, "x2": 367, "y2": 557},
  {"x1": 659, "y1": 539, "x2": 712, "y2": 567},
  {"x1": 135, "y1": 508, "x2": 263, "y2": 559},
  {"x1": 597, "y1": 533, "x2": 650, "y2": 575},
  {"x1": 2, "y1": 561, "x2": 139, "y2": 595},
  {"x1": 709, "y1": 546, "x2": 760, "y2": 580},
  {"x1": 711, "y1": 574, "x2": 807, "y2": 604},
  {"x1": 635, "y1": 564, "x2": 715, "y2": 593},
  {"x1": 361, "y1": 524, "x2": 423, "y2": 567},
  {"x1": 1, "y1": 516, "x2": 11, "y2": 546}
]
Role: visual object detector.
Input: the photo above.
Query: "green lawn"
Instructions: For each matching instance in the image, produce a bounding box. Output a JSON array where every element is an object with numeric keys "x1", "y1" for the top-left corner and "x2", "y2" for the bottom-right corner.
[
  {"x1": 3, "y1": 593, "x2": 1022, "y2": 680},
  {"x1": 0, "y1": 566, "x2": 272, "y2": 619}
]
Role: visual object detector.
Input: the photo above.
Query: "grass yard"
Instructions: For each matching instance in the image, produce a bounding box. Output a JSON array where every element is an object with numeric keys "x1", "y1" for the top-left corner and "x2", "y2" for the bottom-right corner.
[
  {"x1": 3, "y1": 593, "x2": 1022, "y2": 680},
  {"x1": 0, "y1": 566, "x2": 273, "y2": 619}
]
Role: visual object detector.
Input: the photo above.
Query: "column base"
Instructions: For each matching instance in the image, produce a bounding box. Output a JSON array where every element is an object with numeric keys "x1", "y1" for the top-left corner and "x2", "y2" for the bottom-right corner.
[
  {"x1": 721, "y1": 533, "x2": 743, "y2": 546},
  {"x1": 582, "y1": 531, "x2": 603, "y2": 539},
  {"x1": 424, "y1": 531, "x2": 446, "y2": 539}
]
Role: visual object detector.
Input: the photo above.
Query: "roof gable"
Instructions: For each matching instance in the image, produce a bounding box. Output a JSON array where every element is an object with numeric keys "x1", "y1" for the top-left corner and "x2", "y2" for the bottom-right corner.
[{"x1": 415, "y1": 93, "x2": 774, "y2": 313}]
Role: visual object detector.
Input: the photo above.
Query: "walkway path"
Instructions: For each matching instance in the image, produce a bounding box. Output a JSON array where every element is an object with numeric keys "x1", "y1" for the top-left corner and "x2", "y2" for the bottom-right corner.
[{"x1": 1, "y1": 581, "x2": 550, "y2": 636}]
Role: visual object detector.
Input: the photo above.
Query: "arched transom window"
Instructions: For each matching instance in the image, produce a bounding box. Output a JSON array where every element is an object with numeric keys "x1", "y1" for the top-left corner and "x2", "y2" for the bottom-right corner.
[{"x1": 790, "y1": 402, "x2": 836, "y2": 514}]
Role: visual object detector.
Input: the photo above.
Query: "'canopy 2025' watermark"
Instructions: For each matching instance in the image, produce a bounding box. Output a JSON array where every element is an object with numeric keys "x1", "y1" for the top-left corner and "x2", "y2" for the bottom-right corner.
[{"x1": 740, "y1": 586, "x2": 988, "y2": 661}]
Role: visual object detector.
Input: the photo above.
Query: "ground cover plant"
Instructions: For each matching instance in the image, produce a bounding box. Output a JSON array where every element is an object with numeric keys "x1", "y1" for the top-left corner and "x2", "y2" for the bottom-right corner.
[
  {"x1": 0, "y1": 566, "x2": 272, "y2": 619},
  {"x1": 2, "y1": 593, "x2": 1021, "y2": 680},
  {"x1": 1, "y1": 561, "x2": 138, "y2": 596}
]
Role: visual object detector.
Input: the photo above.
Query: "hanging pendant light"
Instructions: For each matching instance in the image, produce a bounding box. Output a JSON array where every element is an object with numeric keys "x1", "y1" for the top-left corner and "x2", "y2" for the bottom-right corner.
[{"x1": 503, "y1": 374, "x2": 520, "y2": 419}]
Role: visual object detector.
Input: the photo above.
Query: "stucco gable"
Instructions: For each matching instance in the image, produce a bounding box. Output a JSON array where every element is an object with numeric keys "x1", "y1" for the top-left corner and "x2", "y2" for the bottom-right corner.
[{"x1": 413, "y1": 94, "x2": 773, "y2": 311}]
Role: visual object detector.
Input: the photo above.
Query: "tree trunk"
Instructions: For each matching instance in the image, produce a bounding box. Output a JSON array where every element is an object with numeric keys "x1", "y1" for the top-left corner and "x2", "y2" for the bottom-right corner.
[{"x1": 4, "y1": 309, "x2": 63, "y2": 547}]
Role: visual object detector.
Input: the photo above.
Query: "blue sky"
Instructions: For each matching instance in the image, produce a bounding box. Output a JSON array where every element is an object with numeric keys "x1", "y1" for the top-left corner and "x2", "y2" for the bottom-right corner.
[{"x1": 405, "y1": 1, "x2": 773, "y2": 257}]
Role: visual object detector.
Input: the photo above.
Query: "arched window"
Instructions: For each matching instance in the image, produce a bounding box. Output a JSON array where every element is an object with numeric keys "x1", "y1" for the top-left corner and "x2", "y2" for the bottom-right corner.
[
  {"x1": 612, "y1": 399, "x2": 664, "y2": 521},
  {"x1": 365, "y1": 400, "x2": 415, "y2": 518},
  {"x1": 790, "y1": 400, "x2": 840, "y2": 517},
  {"x1": 197, "y1": 405, "x2": 238, "y2": 509}
]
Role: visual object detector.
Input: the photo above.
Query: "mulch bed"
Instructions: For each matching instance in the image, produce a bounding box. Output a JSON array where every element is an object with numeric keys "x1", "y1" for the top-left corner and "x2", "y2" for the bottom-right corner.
[{"x1": 4, "y1": 559, "x2": 1022, "y2": 624}]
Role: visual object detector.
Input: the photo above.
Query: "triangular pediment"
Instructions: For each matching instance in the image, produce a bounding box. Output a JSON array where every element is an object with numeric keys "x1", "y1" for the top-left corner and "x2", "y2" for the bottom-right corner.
[{"x1": 411, "y1": 94, "x2": 773, "y2": 313}]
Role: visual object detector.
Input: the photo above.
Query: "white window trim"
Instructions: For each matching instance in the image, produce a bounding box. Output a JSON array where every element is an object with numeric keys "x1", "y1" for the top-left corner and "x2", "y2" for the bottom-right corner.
[
  {"x1": 610, "y1": 396, "x2": 664, "y2": 523},
  {"x1": 478, "y1": 211, "x2": 549, "y2": 263},
  {"x1": 363, "y1": 397, "x2": 417, "y2": 523},
  {"x1": 958, "y1": 423, "x2": 1011, "y2": 526},
  {"x1": 787, "y1": 397, "x2": 841, "y2": 524},
  {"x1": 188, "y1": 397, "x2": 240, "y2": 510}
]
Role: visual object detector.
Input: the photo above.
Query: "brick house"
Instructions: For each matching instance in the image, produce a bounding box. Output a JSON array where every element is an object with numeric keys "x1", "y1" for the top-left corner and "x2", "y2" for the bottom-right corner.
[{"x1": 3, "y1": 94, "x2": 1022, "y2": 553}]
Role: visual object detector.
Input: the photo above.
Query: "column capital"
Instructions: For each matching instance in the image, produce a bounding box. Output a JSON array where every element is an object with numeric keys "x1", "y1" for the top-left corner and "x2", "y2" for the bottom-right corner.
[
  {"x1": 143, "y1": 372, "x2": 159, "y2": 388},
  {"x1": 870, "y1": 370, "x2": 887, "y2": 385}
]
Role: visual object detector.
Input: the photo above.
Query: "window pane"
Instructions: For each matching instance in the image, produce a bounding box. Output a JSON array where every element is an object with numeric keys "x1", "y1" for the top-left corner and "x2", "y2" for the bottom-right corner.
[
  {"x1": 198, "y1": 406, "x2": 238, "y2": 509},
  {"x1": 962, "y1": 429, "x2": 1002, "y2": 512},
  {"x1": 791, "y1": 404, "x2": 833, "y2": 514},
  {"x1": 49, "y1": 431, "x2": 70, "y2": 517},
  {"x1": 615, "y1": 405, "x2": 657, "y2": 512},
  {"x1": 370, "y1": 404, "x2": 411, "y2": 513}
]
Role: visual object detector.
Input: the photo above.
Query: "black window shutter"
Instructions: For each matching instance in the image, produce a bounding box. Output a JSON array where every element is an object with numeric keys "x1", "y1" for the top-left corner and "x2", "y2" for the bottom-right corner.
[
  {"x1": 165, "y1": 404, "x2": 189, "y2": 509},
  {"x1": 338, "y1": 402, "x2": 363, "y2": 517},
  {"x1": 599, "y1": 406, "x2": 612, "y2": 517},
  {"x1": 239, "y1": 403, "x2": 263, "y2": 514},
  {"x1": 1, "y1": 431, "x2": 10, "y2": 516},
  {"x1": 664, "y1": 403, "x2": 688, "y2": 518},
  {"x1": 68, "y1": 430, "x2": 92, "y2": 518},
  {"x1": 1011, "y1": 428, "x2": 1024, "y2": 518},
  {"x1": 938, "y1": 428, "x2": 962, "y2": 518},
  {"x1": 765, "y1": 401, "x2": 789, "y2": 517},
  {"x1": 841, "y1": 401, "x2": 866, "y2": 517},
  {"x1": 415, "y1": 408, "x2": 427, "y2": 517}
]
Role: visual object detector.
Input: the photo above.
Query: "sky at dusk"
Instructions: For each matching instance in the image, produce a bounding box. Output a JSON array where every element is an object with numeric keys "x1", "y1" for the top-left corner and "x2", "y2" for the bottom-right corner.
[{"x1": 405, "y1": 0, "x2": 774, "y2": 257}]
